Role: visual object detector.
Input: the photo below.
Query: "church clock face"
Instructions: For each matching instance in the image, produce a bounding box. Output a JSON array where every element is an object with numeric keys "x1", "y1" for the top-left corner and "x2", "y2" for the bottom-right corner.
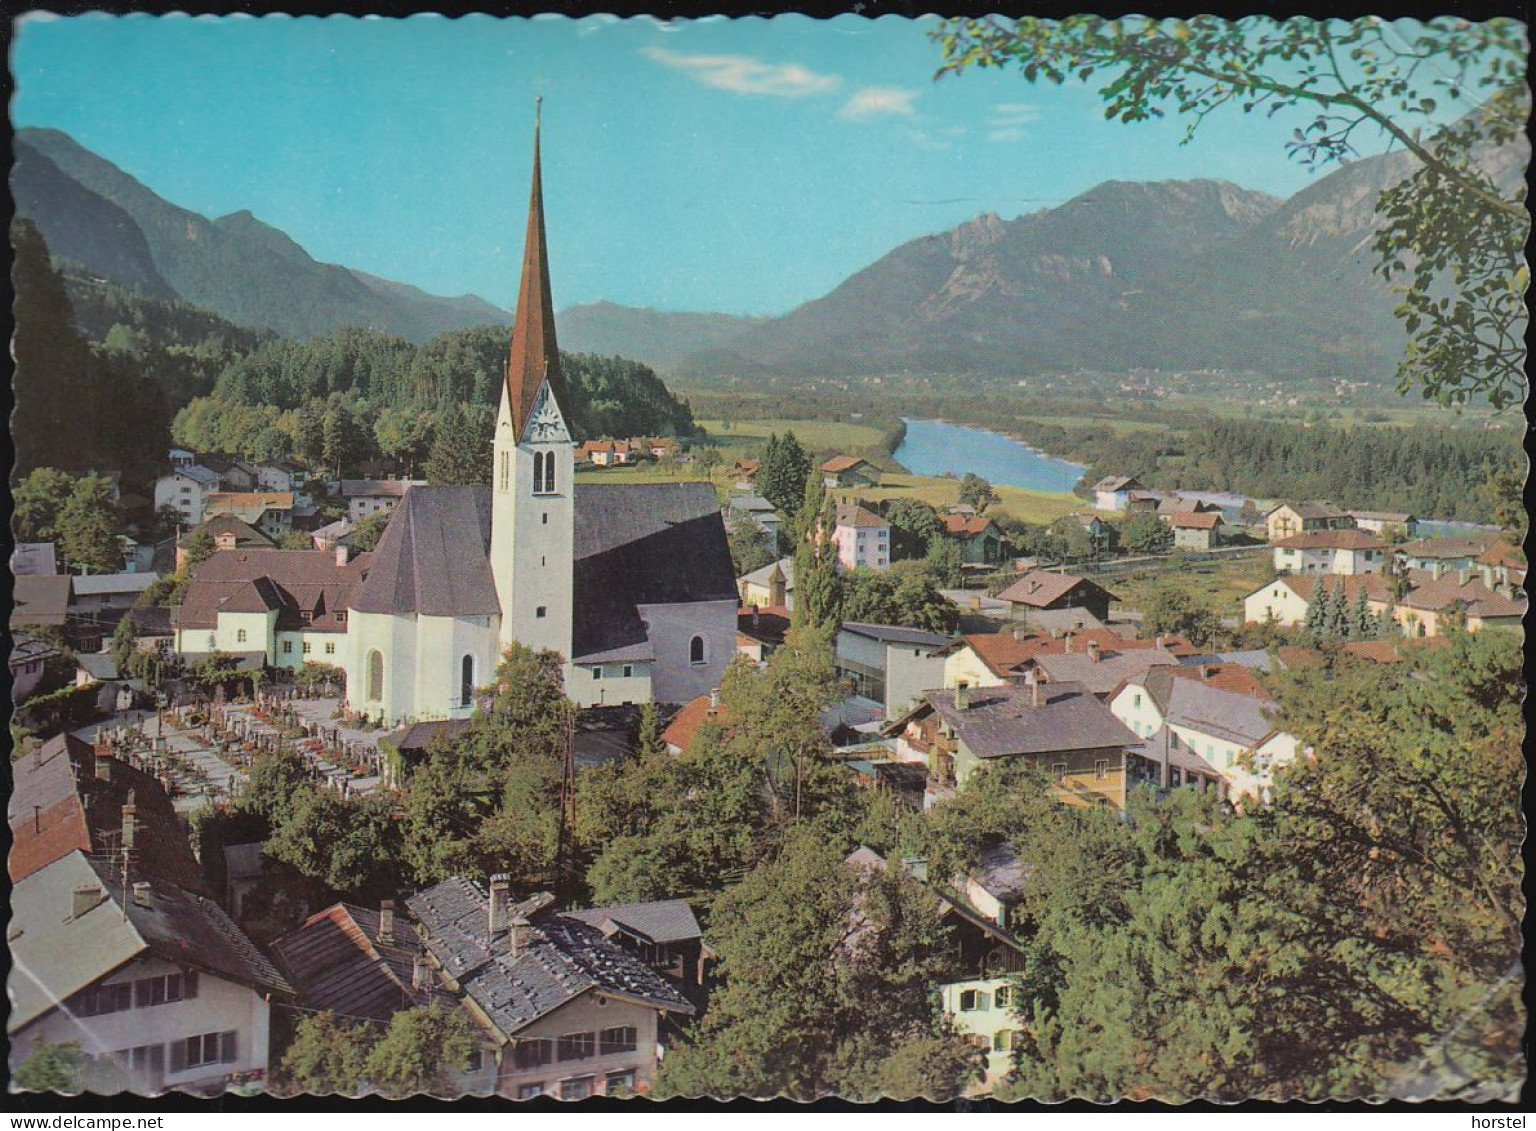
[{"x1": 525, "y1": 384, "x2": 570, "y2": 444}]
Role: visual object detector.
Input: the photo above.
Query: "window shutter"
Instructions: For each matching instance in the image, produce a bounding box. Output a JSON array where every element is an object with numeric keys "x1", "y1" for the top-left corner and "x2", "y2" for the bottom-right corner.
[
  {"x1": 220, "y1": 1031, "x2": 238, "y2": 1064},
  {"x1": 168, "y1": 1040, "x2": 187, "y2": 1074}
]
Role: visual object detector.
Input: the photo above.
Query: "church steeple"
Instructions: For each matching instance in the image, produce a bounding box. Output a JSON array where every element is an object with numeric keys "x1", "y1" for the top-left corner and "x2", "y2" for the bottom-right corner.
[{"x1": 504, "y1": 99, "x2": 568, "y2": 439}]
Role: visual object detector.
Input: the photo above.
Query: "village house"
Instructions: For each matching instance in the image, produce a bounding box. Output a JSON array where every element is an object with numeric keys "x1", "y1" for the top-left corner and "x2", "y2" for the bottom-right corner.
[
  {"x1": 1091, "y1": 475, "x2": 1144, "y2": 512},
  {"x1": 576, "y1": 439, "x2": 633, "y2": 467},
  {"x1": 177, "y1": 514, "x2": 277, "y2": 570},
  {"x1": 154, "y1": 466, "x2": 224, "y2": 526},
  {"x1": 12, "y1": 541, "x2": 59, "y2": 576},
  {"x1": 1064, "y1": 513, "x2": 1113, "y2": 557},
  {"x1": 1476, "y1": 540, "x2": 1527, "y2": 594},
  {"x1": 833, "y1": 621, "x2": 955, "y2": 717},
  {"x1": 1395, "y1": 536, "x2": 1494, "y2": 576},
  {"x1": 1168, "y1": 511, "x2": 1226, "y2": 551},
  {"x1": 1391, "y1": 572, "x2": 1527, "y2": 637},
  {"x1": 559, "y1": 899, "x2": 710, "y2": 999},
  {"x1": 1109, "y1": 666, "x2": 1297, "y2": 802},
  {"x1": 8, "y1": 850, "x2": 291, "y2": 1095},
  {"x1": 203, "y1": 492, "x2": 295, "y2": 538},
  {"x1": 1271, "y1": 529, "x2": 1388, "y2": 575},
  {"x1": 1022, "y1": 635, "x2": 1182, "y2": 700},
  {"x1": 12, "y1": 573, "x2": 73, "y2": 631},
  {"x1": 821, "y1": 454, "x2": 879, "y2": 489},
  {"x1": 308, "y1": 517, "x2": 355, "y2": 552},
  {"x1": 1347, "y1": 510, "x2": 1419, "y2": 538},
  {"x1": 198, "y1": 455, "x2": 258, "y2": 491},
  {"x1": 1123, "y1": 489, "x2": 1172, "y2": 516},
  {"x1": 406, "y1": 877, "x2": 696, "y2": 1100},
  {"x1": 173, "y1": 547, "x2": 368, "y2": 671},
  {"x1": 725, "y1": 492, "x2": 781, "y2": 544},
  {"x1": 736, "y1": 603, "x2": 790, "y2": 664},
  {"x1": 1242, "y1": 573, "x2": 1391, "y2": 628},
  {"x1": 334, "y1": 479, "x2": 420, "y2": 521},
  {"x1": 69, "y1": 571, "x2": 161, "y2": 618},
  {"x1": 9, "y1": 633, "x2": 59, "y2": 702},
  {"x1": 831, "y1": 503, "x2": 891, "y2": 572},
  {"x1": 1264, "y1": 501, "x2": 1356, "y2": 542},
  {"x1": 253, "y1": 461, "x2": 305, "y2": 494},
  {"x1": 940, "y1": 513, "x2": 1005, "y2": 564},
  {"x1": 996, "y1": 570, "x2": 1117, "y2": 624},
  {"x1": 739, "y1": 557, "x2": 794, "y2": 611},
  {"x1": 1154, "y1": 497, "x2": 1222, "y2": 525},
  {"x1": 661, "y1": 688, "x2": 725, "y2": 755},
  {"x1": 729, "y1": 457, "x2": 760, "y2": 486},
  {"x1": 886, "y1": 680, "x2": 1143, "y2": 807}
]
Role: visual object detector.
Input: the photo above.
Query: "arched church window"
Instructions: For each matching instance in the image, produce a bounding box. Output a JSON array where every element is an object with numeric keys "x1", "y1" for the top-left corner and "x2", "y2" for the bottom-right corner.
[
  {"x1": 545, "y1": 450, "x2": 556, "y2": 494},
  {"x1": 367, "y1": 650, "x2": 384, "y2": 702},
  {"x1": 533, "y1": 451, "x2": 556, "y2": 495},
  {"x1": 533, "y1": 451, "x2": 547, "y2": 494},
  {"x1": 689, "y1": 635, "x2": 706, "y2": 666},
  {"x1": 460, "y1": 654, "x2": 474, "y2": 708}
]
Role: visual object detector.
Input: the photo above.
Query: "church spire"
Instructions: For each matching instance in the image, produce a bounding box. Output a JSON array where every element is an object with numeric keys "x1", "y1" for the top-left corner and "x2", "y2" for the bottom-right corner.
[{"x1": 505, "y1": 99, "x2": 567, "y2": 438}]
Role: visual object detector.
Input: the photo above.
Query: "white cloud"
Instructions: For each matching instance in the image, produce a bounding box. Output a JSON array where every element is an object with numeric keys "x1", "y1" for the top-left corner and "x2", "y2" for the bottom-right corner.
[
  {"x1": 988, "y1": 128, "x2": 1026, "y2": 143},
  {"x1": 991, "y1": 102, "x2": 1040, "y2": 125},
  {"x1": 641, "y1": 46, "x2": 838, "y2": 98},
  {"x1": 838, "y1": 86, "x2": 920, "y2": 121}
]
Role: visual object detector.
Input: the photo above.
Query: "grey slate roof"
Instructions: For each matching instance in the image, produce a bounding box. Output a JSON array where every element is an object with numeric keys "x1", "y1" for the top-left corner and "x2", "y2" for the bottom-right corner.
[
  {"x1": 11, "y1": 542, "x2": 58, "y2": 576},
  {"x1": 840, "y1": 621, "x2": 955, "y2": 649},
  {"x1": 927, "y1": 682, "x2": 1137, "y2": 758},
  {"x1": 1144, "y1": 670, "x2": 1278, "y2": 747},
  {"x1": 271, "y1": 902, "x2": 449, "y2": 1024},
  {"x1": 572, "y1": 482, "x2": 737, "y2": 664},
  {"x1": 349, "y1": 485, "x2": 500, "y2": 618},
  {"x1": 560, "y1": 899, "x2": 702, "y2": 946},
  {"x1": 406, "y1": 877, "x2": 694, "y2": 1038},
  {"x1": 1031, "y1": 646, "x2": 1180, "y2": 697}
]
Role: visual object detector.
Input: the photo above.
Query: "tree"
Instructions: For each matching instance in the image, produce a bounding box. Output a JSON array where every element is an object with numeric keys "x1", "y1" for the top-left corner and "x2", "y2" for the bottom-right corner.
[
  {"x1": 924, "y1": 535, "x2": 965, "y2": 588},
  {"x1": 757, "y1": 432, "x2": 812, "y2": 519},
  {"x1": 349, "y1": 511, "x2": 390, "y2": 553},
  {"x1": 655, "y1": 828, "x2": 977, "y2": 1101},
  {"x1": 1349, "y1": 583, "x2": 1377, "y2": 639},
  {"x1": 279, "y1": 1011, "x2": 376, "y2": 1097},
  {"x1": 884, "y1": 498, "x2": 943, "y2": 561},
  {"x1": 934, "y1": 16, "x2": 1529, "y2": 409},
  {"x1": 13, "y1": 467, "x2": 76, "y2": 542},
  {"x1": 373, "y1": 406, "x2": 433, "y2": 477},
  {"x1": 424, "y1": 403, "x2": 493, "y2": 486},
  {"x1": 1047, "y1": 515, "x2": 1094, "y2": 560},
  {"x1": 278, "y1": 530, "x2": 315, "y2": 551},
  {"x1": 1141, "y1": 586, "x2": 1224, "y2": 647},
  {"x1": 321, "y1": 400, "x2": 371, "y2": 478},
  {"x1": 958, "y1": 473, "x2": 1000, "y2": 514},
  {"x1": 635, "y1": 700, "x2": 666, "y2": 760},
  {"x1": 727, "y1": 519, "x2": 777, "y2": 578},
  {"x1": 1117, "y1": 511, "x2": 1172, "y2": 556},
  {"x1": 840, "y1": 562, "x2": 959, "y2": 634},
  {"x1": 13, "y1": 1039, "x2": 89, "y2": 1093},
  {"x1": 182, "y1": 528, "x2": 217, "y2": 572},
  {"x1": 57, "y1": 474, "x2": 121, "y2": 574},
  {"x1": 1480, "y1": 462, "x2": 1527, "y2": 543},
  {"x1": 363, "y1": 1005, "x2": 478, "y2": 1099},
  {"x1": 264, "y1": 788, "x2": 405, "y2": 902},
  {"x1": 110, "y1": 612, "x2": 139, "y2": 676},
  {"x1": 793, "y1": 475, "x2": 842, "y2": 631}
]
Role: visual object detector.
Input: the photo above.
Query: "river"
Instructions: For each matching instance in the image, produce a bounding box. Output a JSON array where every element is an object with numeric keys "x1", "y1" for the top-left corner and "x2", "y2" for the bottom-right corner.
[{"x1": 892, "y1": 418, "x2": 1086, "y2": 494}]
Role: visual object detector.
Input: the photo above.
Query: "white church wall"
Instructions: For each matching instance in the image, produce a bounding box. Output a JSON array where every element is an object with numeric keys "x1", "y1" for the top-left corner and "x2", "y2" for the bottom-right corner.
[
  {"x1": 570, "y1": 659, "x2": 653, "y2": 708},
  {"x1": 411, "y1": 614, "x2": 501, "y2": 721},
  {"x1": 640, "y1": 599, "x2": 738, "y2": 704},
  {"x1": 345, "y1": 610, "x2": 419, "y2": 726}
]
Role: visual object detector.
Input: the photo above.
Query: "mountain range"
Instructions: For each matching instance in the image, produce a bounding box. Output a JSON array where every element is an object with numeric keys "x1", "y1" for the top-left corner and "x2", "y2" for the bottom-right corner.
[{"x1": 14, "y1": 125, "x2": 1519, "y2": 381}]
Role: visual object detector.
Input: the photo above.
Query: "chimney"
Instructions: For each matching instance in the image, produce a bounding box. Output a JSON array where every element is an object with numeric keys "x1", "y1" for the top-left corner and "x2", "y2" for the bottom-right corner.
[
  {"x1": 1087, "y1": 639, "x2": 1102, "y2": 663},
  {"x1": 1201, "y1": 665, "x2": 1218, "y2": 681},
  {"x1": 955, "y1": 685, "x2": 969, "y2": 711},
  {"x1": 1063, "y1": 632, "x2": 1074, "y2": 654},
  {"x1": 708, "y1": 687, "x2": 721, "y2": 713},
  {"x1": 379, "y1": 900, "x2": 396, "y2": 945},
  {"x1": 335, "y1": 543, "x2": 349, "y2": 567},
  {"x1": 488, "y1": 873, "x2": 512, "y2": 938},
  {"x1": 752, "y1": 606, "x2": 760, "y2": 629},
  {"x1": 1430, "y1": 559, "x2": 1443, "y2": 581},
  {"x1": 508, "y1": 916, "x2": 533, "y2": 958},
  {"x1": 1012, "y1": 626, "x2": 1027, "y2": 642},
  {"x1": 1456, "y1": 566, "x2": 1471, "y2": 586},
  {"x1": 72, "y1": 885, "x2": 105, "y2": 920},
  {"x1": 412, "y1": 955, "x2": 429, "y2": 993},
  {"x1": 1031, "y1": 679, "x2": 1045, "y2": 709},
  {"x1": 95, "y1": 756, "x2": 112, "y2": 783},
  {"x1": 131, "y1": 882, "x2": 152, "y2": 909},
  {"x1": 1155, "y1": 634, "x2": 1164, "y2": 649}
]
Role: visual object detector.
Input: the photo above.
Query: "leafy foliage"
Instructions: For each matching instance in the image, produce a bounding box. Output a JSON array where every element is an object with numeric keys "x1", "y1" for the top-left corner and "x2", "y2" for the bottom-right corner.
[
  {"x1": 13, "y1": 1040, "x2": 89, "y2": 1093},
  {"x1": 757, "y1": 432, "x2": 813, "y2": 520}
]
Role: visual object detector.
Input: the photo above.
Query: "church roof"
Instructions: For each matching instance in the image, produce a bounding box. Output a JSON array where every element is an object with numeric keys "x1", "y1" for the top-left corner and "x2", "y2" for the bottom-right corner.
[
  {"x1": 349, "y1": 486, "x2": 500, "y2": 618},
  {"x1": 572, "y1": 482, "x2": 739, "y2": 663},
  {"x1": 504, "y1": 109, "x2": 571, "y2": 441}
]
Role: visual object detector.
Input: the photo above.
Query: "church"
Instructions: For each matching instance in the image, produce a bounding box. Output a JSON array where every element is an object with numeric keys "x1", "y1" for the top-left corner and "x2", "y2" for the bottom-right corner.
[
  {"x1": 340, "y1": 116, "x2": 738, "y2": 722},
  {"x1": 173, "y1": 116, "x2": 738, "y2": 725}
]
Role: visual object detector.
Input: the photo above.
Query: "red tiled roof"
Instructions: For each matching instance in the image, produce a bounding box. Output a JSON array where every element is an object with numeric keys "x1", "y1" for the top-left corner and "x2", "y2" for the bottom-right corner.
[
  {"x1": 835, "y1": 503, "x2": 886, "y2": 529},
  {"x1": 996, "y1": 571, "x2": 1116, "y2": 608},
  {"x1": 1477, "y1": 540, "x2": 1527, "y2": 569},
  {"x1": 174, "y1": 548, "x2": 371, "y2": 633},
  {"x1": 662, "y1": 693, "x2": 729, "y2": 751},
  {"x1": 940, "y1": 514, "x2": 996, "y2": 537},
  {"x1": 1272, "y1": 529, "x2": 1385, "y2": 550},
  {"x1": 1169, "y1": 512, "x2": 1223, "y2": 530},
  {"x1": 821, "y1": 455, "x2": 869, "y2": 473},
  {"x1": 1169, "y1": 663, "x2": 1270, "y2": 700},
  {"x1": 1276, "y1": 574, "x2": 1392, "y2": 604}
]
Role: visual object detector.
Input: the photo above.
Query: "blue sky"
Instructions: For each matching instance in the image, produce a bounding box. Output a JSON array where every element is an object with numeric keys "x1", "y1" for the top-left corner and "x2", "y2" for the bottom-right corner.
[{"x1": 11, "y1": 13, "x2": 1438, "y2": 316}]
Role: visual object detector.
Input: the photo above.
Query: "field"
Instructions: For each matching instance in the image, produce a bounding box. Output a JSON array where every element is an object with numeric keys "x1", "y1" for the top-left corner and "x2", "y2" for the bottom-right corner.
[
  {"x1": 694, "y1": 417, "x2": 890, "y2": 457},
  {"x1": 1110, "y1": 552, "x2": 1276, "y2": 619},
  {"x1": 838, "y1": 473, "x2": 1083, "y2": 527}
]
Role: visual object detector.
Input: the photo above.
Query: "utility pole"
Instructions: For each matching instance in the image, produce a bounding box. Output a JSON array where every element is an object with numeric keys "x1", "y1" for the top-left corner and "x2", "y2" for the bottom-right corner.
[{"x1": 555, "y1": 704, "x2": 577, "y2": 889}]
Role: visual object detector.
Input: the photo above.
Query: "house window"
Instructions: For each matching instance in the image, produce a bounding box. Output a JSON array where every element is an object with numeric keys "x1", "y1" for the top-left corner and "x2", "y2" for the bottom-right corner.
[
  {"x1": 958, "y1": 989, "x2": 990, "y2": 1012},
  {"x1": 514, "y1": 1039, "x2": 553, "y2": 1069},
  {"x1": 557, "y1": 1032, "x2": 595, "y2": 1062},
  {"x1": 994, "y1": 986, "x2": 1013, "y2": 1009},
  {"x1": 302, "y1": 642, "x2": 312, "y2": 655},
  {"x1": 599, "y1": 1027, "x2": 637, "y2": 1055},
  {"x1": 542, "y1": 514, "x2": 548, "y2": 525},
  {"x1": 499, "y1": 451, "x2": 511, "y2": 493},
  {"x1": 1133, "y1": 693, "x2": 1142, "y2": 708},
  {"x1": 517, "y1": 1083, "x2": 546, "y2": 1100},
  {"x1": 461, "y1": 655, "x2": 475, "y2": 708},
  {"x1": 559, "y1": 1076, "x2": 594, "y2": 1101},
  {"x1": 367, "y1": 650, "x2": 384, "y2": 702},
  {"x1": 464, "y1": 1048, "x2": 484, "y2": 1073},
  {"x1": 606, "y1": 1071, "x2": 636, "y2": 1094},
  {"x1": 1052, "y1": 762, "x2": 1068, "y2": 781},
  {"x1": 992, "y1": 1030, "x2": 1014, "y2": 1052},
  {"x1": 591, "y1": 667, "x2": 603, "y2": 680},
  {"x1": 236, "y1": 629, "x2": 247, "y2": 643},
  {"x1": 622, "y1": 665, "x2": 633, "y2": 679},
  {"x1": 300, "y1": 610, "x2": 312, "y2": 623},
  {"x1": 71, "y1": 981, "x2": 133, "y2": 1018},
  {"x1": 282, "y1": 641, "x2": 293, "y2": 655},
  {"x1": 1095, "y1": 760, "x2": 1109, "y2": 780},
  {"x1": 536, "y1": 606, "x2": 547, "y2": 619},
  {"x1": 173, "y1": 1031, "x2": 236, "y2": 1072},
  {"x1": 1171, "y1": 768, "x2": 1183, "y2": 787},
  {"x1": 689, "y1": 635, "x2": 706, "y2": 665},
  {"x1": 325, "y1": 642, "x2": 336, "y2": 656}
]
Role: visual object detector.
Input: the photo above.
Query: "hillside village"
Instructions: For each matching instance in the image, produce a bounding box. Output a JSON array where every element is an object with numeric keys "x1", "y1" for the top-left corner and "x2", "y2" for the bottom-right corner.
[{"x1": 9, "y1": 113, "x2": 1527, "y2": 1104}]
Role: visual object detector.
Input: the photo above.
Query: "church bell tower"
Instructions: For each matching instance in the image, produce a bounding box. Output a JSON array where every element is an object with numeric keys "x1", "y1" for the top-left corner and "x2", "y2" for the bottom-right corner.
[{"x1": 490, "y1": 102, "x2": 575, "y2": 668}]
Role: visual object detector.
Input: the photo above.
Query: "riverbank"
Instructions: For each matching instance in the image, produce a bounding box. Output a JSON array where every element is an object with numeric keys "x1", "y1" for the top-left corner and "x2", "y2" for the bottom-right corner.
[{"x1": 893, "y1": 418, "x2": 1087, "y2": 495}]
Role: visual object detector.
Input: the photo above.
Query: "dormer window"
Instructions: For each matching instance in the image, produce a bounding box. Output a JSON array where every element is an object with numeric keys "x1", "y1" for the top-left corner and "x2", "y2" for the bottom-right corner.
[{"x1": 300, "y1": 611, "x2": 312, "y2": 623}]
